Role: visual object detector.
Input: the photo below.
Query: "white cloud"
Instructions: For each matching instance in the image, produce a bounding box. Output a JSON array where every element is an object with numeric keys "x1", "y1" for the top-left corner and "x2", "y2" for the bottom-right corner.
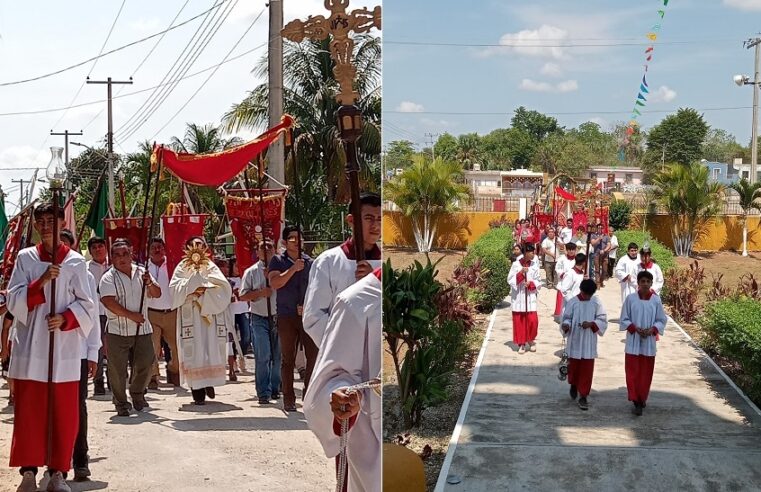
[
  {"x1": 396, "y1": 101, "x2": 424, "y2": 113},
  {"x1": 723, "y1": 0, "x2": 761, "y2": 11},
  {"x1": 541, "y1": 62, "x2": 563, "y2": 77},
  {"x1": 482, "y1": 24, "x2": 569, "y2": 59},
  {"x1": 649, "y1": 85, "x2": 677, "y2": 103},
  {"x1": 519, "y1": 79, "x2": 578, "y2": 93}
]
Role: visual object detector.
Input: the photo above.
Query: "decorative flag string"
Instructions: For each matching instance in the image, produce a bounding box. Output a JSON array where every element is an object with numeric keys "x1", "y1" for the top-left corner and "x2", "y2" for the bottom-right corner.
[{"x1": 620, "y1": 0, "x2": 670, "y2": 161}]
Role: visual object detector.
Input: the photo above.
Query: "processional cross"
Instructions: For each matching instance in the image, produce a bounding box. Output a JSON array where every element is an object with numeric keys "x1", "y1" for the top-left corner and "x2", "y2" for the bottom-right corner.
[{"x1": 282, "y1": 0, "x2": 381, "y2": 262}]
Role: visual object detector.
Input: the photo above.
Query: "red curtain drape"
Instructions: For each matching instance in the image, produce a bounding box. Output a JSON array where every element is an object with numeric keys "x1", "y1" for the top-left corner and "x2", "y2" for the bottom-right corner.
[{"x1": 151, "y1": 115, "x2": 294, "y2": 187}]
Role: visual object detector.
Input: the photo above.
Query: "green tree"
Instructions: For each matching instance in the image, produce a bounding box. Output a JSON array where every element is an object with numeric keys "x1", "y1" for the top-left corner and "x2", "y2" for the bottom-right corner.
[
  {"x1": 611, "y1": 122, "x2": 645, "y2": 168},
  {"x1": 222, "y1": 34, "x2": 381, "y2": 204},
  {"x1": 384, "y1": 156, "x2": 471, "y2": 252},
  {"x1": 169, "y1": 123, "x2": 242, "y2": 154},
  {"x1": 433, "y1": 132, "x2": 458, "y2": 162},
  {"x1": 570, "y1": 121, "x2": 617, "y2": 167},
  {"x1": 531, "y1": 132, "x2": 592, "y2": 177},
  {"x1": 729, "y1": 178, "x2": 761, "y2": 256},
  {"x1": 703, "y1": 128, "x2": 746, "y2": 164},
  {"x1": 480, "y1": 128, "x2": 514, "y2": 170},
  {"x1": 652, "y1": 162, "x2": 725, "y2": 257},
  {"x1": 456, "y1": 133, "x2": 482, "y2": 170},
  {"x1": 384, "y1": 140, "x2": 416, "y2": 174},
  {"x1": 511, "y1": 106, "x2": 562, "y2": 141},
  {"x1": 645, "y1": 108, "x2": 709, "y2": 170}
]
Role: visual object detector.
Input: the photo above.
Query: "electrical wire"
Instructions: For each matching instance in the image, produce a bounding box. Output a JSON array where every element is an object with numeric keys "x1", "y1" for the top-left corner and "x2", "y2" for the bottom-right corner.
[
  {"x1": 384, "y1": 39, "x2": 738, "y2": 48},
  {"x1": 116, "y1": 0, "x2": 237, "y2": 142},
  {"x1": 386, "y1": 106, "x2": 754, "y2": 116},
  {"x1": 0, "y1": 1, "x2": 227, "y2": 87},
  {"x1": 149, "y1": 7, "x2": 266, "y2": 140}
]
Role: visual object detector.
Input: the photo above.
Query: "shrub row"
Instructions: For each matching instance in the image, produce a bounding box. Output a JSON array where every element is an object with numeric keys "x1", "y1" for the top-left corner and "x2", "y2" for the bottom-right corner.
[{"x1": 462, "y1": 226, "x2": 513, "y2": 312}]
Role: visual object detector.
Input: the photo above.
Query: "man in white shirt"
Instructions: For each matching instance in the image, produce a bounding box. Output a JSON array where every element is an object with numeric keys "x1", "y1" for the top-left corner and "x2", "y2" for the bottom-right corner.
[
  {"x1": 228, "y1": 259, "x2": 253, "y2": 356},
  {"x1": 60, "y1": 230, "x2": 102, "y2": 483},
  {"x1": 541, "y1": 227, "x2": 560, "y2": 289},
  {"x1": 86, "y1": 236, "x2": 109, "y2": 396},
  {"x1": 559, "y1": 218, "x2": 574, "y2": 245},
  {"x1": 615, "y1": 242, "x2": 641, "y2": 304},
  {"x1": 303, "y1": 192, "x2": 382, "y2": 348},
  {"x1": 100, "y1": 239, "x2": 160, "y2": 416},
  {"x1": 145, "y1": 237, "x2": 180, "y2": 388},
  {"x1": 606, "y1": 226, "x2": 619, "y2": 280},
  {"x1": 239, "y1": 240, "x2": 281, "y2": 405}
]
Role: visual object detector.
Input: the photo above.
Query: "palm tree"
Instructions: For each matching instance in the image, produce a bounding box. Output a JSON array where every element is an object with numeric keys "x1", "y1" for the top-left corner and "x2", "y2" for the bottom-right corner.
[
  {"x1": 384, "y1": 156, "x2": 471, "y2": 253},
  {"x1": 222, "y1": 34, "x2": 381, "y2": 204},
  {"x1": 652, "y1": 162, "x2": 725, "y2": 257},
  {"x1": 170, "y1": 123, "x2": 242, "y2": 154},
  {"x1": 729, "y1": 178, "x2": 761, "y2": 256}
]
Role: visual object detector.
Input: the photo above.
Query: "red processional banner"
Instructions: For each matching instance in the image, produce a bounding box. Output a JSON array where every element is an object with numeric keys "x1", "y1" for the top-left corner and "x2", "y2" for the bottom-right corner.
[
  {"x1": 104, "y1": 217, "x2": 153, "y2": 263},
  {"x1": 225, "y1": 192, "x2": 286, "y2": 273},
  {"x1": 162, "y1": 214, "x2": 208, "y2": 276},
  {"x1": 151, "y1": 115, "x2": 294, "y2": 187},
  {"x1": 1, "y1": 210, "x2": 31, "y2": 288}
]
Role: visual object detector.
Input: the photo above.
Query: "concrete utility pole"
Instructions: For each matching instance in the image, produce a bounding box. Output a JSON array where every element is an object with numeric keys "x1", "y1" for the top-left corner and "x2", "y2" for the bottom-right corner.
[
  {"x1": 425, "y1": 132, "x2": 440, "y2": 160},
  {"x1": 50, "y1": 130, "x2": 83, "y2": 199},
  {"x1": 747, "y1": 37, "x2": 760, "y2": 184},
  {"x1": 87, "y1": 76, "x2": 133, "y2": 209},
  {"x1": 268, "y1": 0, "x2": 284, "y2": 188},
  {"x1": 11, "y1": 179, "x2": 25, "y2": 209}
]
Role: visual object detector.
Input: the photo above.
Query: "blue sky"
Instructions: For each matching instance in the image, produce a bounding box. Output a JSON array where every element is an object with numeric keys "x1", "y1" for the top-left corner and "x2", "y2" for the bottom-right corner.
[
  {"x1": 382, "y1": 0, "x2": 761, "y2": 150},
  {"x1": 0, "y1": 0, "x2": 324, "y2": 215}
]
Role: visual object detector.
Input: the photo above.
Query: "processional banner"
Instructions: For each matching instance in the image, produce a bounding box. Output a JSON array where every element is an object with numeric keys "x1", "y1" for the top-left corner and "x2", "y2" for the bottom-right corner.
[
  {"x1": 1, "y1": 209, "x2": 32, "y2": 287},
  {"x1": 225, "y1": 192, "x2": 286, "y2": 273},
  {"x1": 104, "y1": 217, "x2": 153, "y2": 263},
  {"x1": 162, "y1": 214, "x2": 208, "y2": 276}
]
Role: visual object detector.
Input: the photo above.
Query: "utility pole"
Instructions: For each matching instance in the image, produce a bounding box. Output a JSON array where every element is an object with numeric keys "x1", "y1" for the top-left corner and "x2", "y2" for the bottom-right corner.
[
  {"x1": 11, "y1": 179, "x2": 25, "y2": 209},
  {"x1": 87, "y1": 76, "x2": 133, "y2": 209},
  {"x1": 425, "y1": 132, "x2": 440, "y2": 160},
  {"x1": 50, "y1": 129, "x2": 83, "y2": 200},
  {"x1": 746, "y1": 37, "x2": 761, "y2": 184},
  {"x1": 268, "y1": 0, "x2": 284, "y2": 188}
]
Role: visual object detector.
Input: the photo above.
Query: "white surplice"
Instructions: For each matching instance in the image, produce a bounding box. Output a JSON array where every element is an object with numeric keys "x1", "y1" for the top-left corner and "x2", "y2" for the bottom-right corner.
[
  {"x1": 619, "y1": 292, "x2": 667, "y2": 357},
  {"x1": 615, "y1": 254, "x2": 640, "y2": 304},
  {"x1": 7, "y1": 246, "x2": 94, "y2": 382},
  {"x1": 303, "y1": 245, "x2": 381, "y2": 347},
  {"x1": 169, "y1": 259, "x2": 232, "y2": 389},
  {"x1": 559, "y1": 267, "x2": 585, "y2": 303},
  {"x1": 637, "y1": 261, "x2": 665, "y2": 295},
  {"x1": 554, "y1": 254, "x2": 576, "y2": 289},
  {"x1": 303, "y1": 273, "x2": 381, "y2": 492},
  {"x1": 82, "y1": 271, "x2": 102, "y2": 362},
  {"x1": 508, "y1": 257, "x2": 542, "y2": 312},
  {"x1": 560, "y1": 295, "x2": 608, "y2": 359}
]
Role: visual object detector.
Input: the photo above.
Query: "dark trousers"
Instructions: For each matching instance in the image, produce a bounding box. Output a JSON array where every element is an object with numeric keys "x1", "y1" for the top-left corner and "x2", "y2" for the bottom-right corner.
[
  {"x1": 107, "y1": 333, "x2": 155, "y2": 411},
  {"x1": 278, "y1": 315, "x2": 318, "y2": 407},
  {"x1": 94, "y1": 315, "x2": 107, "y2": 386},
  {"x1": 191, "y1": 388, "x2": 208, "y2": 403},
  {"x1": 73, "y1": 359, "x2": 89, "y2": 468}
]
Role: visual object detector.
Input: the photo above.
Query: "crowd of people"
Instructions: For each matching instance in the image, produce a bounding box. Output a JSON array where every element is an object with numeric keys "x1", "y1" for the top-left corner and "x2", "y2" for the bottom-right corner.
[
  {"x1": 0, "y1": 192, "x2": 383, "y2": 492},
  {"x1": 509, "y1": 219, "x2": 667, "y2": 415}
]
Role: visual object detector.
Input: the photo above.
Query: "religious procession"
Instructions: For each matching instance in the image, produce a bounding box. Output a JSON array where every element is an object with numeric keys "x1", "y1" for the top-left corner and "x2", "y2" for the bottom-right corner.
[{"x1": 0, "y1": 1, "x2": 382, "y2": 491}]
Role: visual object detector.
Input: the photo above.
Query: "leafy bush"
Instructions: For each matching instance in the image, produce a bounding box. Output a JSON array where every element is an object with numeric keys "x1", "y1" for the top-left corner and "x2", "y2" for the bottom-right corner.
[
  {"x1": 463, "y1": 226, "x2": 513, "y2": 311},
  {"x1": 614, "y1": 230, "x2": 676, "y2": 274},
  {"x1": 664, "y1": 260, "x2": 705, "y2": 323},
  {"x1": 700, "y1": 298, "x2": 761, "y2": 403},
  {"x1": 609, "y1": 199, "x2": 633, "y2": 230},
  {"x1": 434, "y1": 286, "x2": 475, "y2": 332}
]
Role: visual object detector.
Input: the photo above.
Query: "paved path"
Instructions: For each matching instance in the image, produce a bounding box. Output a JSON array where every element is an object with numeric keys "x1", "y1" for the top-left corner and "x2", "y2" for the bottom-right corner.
[
  {"x1": 438, "y1": 279, "x2": 761, "y2": 491},
  {"x1": 0, "y1": 358, "x2": 333, "y2": 492}
]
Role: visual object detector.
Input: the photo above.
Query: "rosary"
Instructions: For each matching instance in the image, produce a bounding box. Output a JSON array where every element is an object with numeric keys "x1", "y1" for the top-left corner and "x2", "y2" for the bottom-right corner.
[{"x1": 336, "y1": 377, "x2": 381, "y2": 492}]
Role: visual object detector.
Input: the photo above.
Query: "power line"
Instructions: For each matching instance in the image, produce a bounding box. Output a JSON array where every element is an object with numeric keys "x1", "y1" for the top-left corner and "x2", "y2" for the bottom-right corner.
[
  {"x1": 0, "y1": 42, "x2": 267, "y2": 118},
  {"x1": 0, "y1": 1, "x2": 227, "y2": 87},
  {"x1": 384, "y1": 39, "x2": 738, "y2": 48},
  {"x1": 82, "y1": 0, "x2": 192, "y2": 132},
  {"x1": 117, "y1": 0, "x2": 237, "y2": 142},
  {"x1": 386, "y1": 106, "x2": 754, "y2": 116},
  {"x1": 149, "y1": 6, "x2": 266, "y2": 140}
]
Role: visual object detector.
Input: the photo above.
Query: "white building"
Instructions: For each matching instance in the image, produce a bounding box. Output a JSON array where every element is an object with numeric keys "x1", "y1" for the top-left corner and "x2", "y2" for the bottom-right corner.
[{"x1": 462, "y1": 168, "x2": 545, "y2": 197}]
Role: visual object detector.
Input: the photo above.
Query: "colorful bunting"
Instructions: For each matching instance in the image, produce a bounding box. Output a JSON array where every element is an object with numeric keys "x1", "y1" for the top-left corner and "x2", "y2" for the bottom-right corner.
[
  {"x1": 637, "y1": 93, "x2": 647, "y2": 101},
  {"x1": 640, "y1": 83, "x2": 649, "y2": 93}
]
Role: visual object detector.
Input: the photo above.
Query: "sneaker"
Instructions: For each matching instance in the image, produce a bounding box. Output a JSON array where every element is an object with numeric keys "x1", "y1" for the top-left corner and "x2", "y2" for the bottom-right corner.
[
  {"x1": 271, "y1": 392, "x2": 280, "y2": 400},
  {"x1": 517, "y1": 345, "x2": 526, "y2": 355},
  {"x1": 73, "y1": 466, "x2": 91, "y2": 482},
  {"x1": 46, "y1": 471, "x2": 71, "y2": 492},
  {"x1": 16, "y1": 471, "x2": 37, "y2": 492},
  {"x1": 578, "y1": 397, "x2": 589, "y2": 410},
  {"x1": 258, "y1": 397, "x2": 271, "y2": 404},
  {"x1": 205, "y1": 387, "x2": 215, "y2": 399},
  {"x1": 569, "y1": 385, "x2": 578, "y2": 400},
  {"x1": 193, "y1": 400, "x2": 206, "y2": 406},
  {"x1": 529, "y1": 343, "x2": 537, "y2": 352}
]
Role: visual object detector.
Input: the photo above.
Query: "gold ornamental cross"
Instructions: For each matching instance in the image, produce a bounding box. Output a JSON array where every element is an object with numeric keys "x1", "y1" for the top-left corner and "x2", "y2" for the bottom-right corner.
[{"x1": 282, "y1": 0, "x2": 381, "y2": 105}]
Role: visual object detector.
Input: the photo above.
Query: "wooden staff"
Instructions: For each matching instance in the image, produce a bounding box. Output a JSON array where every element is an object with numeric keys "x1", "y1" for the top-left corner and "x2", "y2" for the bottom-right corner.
[
  {"x1": 585, "y1": 223, "x2": 593, "y2": 279},
  {"x1": 119, "y1": 176, "x2": 128, "y2": 220},
  {"x1": 46, "y1": 186, "x2": 61, "y2": 466},
  {"x1": 255, "y1": 155, "x2": 275, "y2": 359}
]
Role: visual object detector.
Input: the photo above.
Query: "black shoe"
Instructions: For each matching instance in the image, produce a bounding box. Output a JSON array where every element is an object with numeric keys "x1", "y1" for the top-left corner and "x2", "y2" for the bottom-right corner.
[
  {"x1": 298, "y1": 368, "x2": 306, "y2": 381},
  {"x1": 271, "y1": 392, "x2": 280, "y2": 400},
  {"x1": 284, "y1": 404, "x2": 297, "y2": 412},
  {"x1": 93, "y1": 383, "x2": 106, "y2": 396},
  {"x1": 193, "y1": 400, "x2": 206, "y2": 406},
  {"x1": 632, "y1": 402, "x2": 643, "y2": 416},
  {"x1": 133, "y1": 397, "x2": 149, "y2": 412},
  {"x1": 73, "y1": 466, "x2": 91, "y2": 482},
  {"x1": 116, "y1": 407, "x2": 130, "y2": 417},
  {"x1": 258, "y1": 397, "x2": 271, "y2": 404},
  {"x1": 578, "y1": 397, "x2": 588, "y2": 410},
  {"x1": 205, "y1": 387, "x2": 215, "y2": 399},
  {"x1": 569, "y1": 385, "x2": 578, "y2": 400}
]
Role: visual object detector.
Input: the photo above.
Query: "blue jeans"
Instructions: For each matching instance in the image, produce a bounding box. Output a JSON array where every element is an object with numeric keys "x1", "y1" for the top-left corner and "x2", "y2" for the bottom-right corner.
[
  {"x1": 251, "y1": 314, "x2": 281, "y2": 399},
  {"x1": 235, "y1": 313, "x2": 253, "y2": 354}
]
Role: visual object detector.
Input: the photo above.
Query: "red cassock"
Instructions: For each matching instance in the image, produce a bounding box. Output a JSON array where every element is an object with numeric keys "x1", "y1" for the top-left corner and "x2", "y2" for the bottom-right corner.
[
  {"x1": 567, "y1": 358, "x2": 595, "y2": 397},
  {"x1": 512, "y1": 312, "x2": 538, "y2": 345},
  {"x1": 625, "y1": 354, "x2": 656, "y2": 403}
]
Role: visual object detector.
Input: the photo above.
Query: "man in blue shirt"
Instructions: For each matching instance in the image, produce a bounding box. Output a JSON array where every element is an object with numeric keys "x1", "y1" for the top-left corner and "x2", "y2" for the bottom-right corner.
[{"x1": 268, "y1": 225, "x2": 314, "y2": 412}]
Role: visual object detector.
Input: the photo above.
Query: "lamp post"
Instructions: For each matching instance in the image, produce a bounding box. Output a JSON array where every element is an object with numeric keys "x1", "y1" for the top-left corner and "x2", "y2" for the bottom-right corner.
[{"x1": 735, "y1": 37, "x2": 761, "y2": 184}]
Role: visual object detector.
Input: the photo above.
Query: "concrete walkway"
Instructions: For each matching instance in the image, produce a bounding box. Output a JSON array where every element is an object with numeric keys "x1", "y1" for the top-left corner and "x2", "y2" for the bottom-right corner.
[
  {"x1": 0, "y1": 358, "x2": 333, "y2": 492},
  {"x1": 438, "y1": 279, "x2": 761, "y2": 491}
]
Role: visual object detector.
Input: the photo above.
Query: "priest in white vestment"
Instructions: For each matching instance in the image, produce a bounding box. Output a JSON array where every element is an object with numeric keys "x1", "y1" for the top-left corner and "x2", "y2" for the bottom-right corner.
[
  {"x1": 561, "y1": 279, "x2": 607, "y2": 411},
  {"x1": 7, "y1": 203, "x2": 94, "y2": 492},
  {"x1": 169, "y1": 236, "x2": 232, "y2": 405},
  {"x1": 303, "y1": 192, "x2": 382, "y2": 347},
  {"x1": 614, "y1": 242, "x2": 641, "y2": 304},
  {"x1": 304, "y1": 269, "x2": 381, "y2": 492},
  {"x1": 619, "y1": 270, "x2": 668, "y2": 416}
]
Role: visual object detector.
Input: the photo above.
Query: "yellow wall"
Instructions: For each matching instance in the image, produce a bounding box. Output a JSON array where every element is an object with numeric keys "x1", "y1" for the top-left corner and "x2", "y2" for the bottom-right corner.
[{"x1": 384, "y1": 211, "x2": 761, "y2": 252}]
